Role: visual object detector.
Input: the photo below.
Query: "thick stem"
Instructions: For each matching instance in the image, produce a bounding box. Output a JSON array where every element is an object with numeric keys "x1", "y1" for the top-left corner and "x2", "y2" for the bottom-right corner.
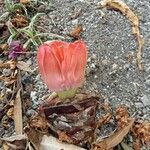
[{"x1": 57, "y1": 88, "x2": 77, "y2": 100}]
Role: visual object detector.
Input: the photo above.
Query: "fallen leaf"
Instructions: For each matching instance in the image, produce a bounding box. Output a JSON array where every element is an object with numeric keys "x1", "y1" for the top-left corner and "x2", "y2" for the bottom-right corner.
[
  {"x1": 0, "y1": 75, "x2": 16, "y2": 85},
  {"x1": 14, "y1": 89, "x2": 23, "y2": 135},
  {"x1": 69, "y1": 24, "x2": 82, "y2": 39},
  {"x1": 17, "y1": 61, "x2": 33, "y2": 72},
  {"x1": 93, "y1": 118, "x2": 135, "y2": 150},
  {"x1": 39, "y1": 96, "x2": 98, "y2": 147},
  {"x1": 99, "y1": 0, "x2": 144, "y2": 71},
  {"x1": 0, "y1": 44, "x2": 8, "y2": 54},
  {"x1": 0, "y1": 23, "x2": 7, "y2": 36},
  {"x1": 40, "y1": 135, "x2": 86, "y2": 150},
  {"x1": 131, "y1": 121, "x2": 150, "y2": 148},
  {"x1": 115, "y1": 106, "x2": 129, "y2": 129},
  {"x1": 20, "y1": 0, "x2": 30, "y2": 5},
  {"x1": 0, "y1": 61, "x2": 16, "y2": 69},
  {"x1": 6, "y1": 107, "x2": 14, "y2": 119},
  {"x1": 1, "y1": 135, "x2": 27, "y2": 150},
  {"x1": 25, "y1": 115, "x2": 48, "y2": 150},
  {"x1": 11, "y1": 14, "x2": 28, "y2": 28},
  {"x1": 25, "y1": 127, "x2": 45, "y2": 150}
]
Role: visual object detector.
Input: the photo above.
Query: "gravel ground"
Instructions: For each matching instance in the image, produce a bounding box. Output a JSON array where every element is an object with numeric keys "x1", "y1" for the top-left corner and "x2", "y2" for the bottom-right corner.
[
  {"x1": 0, "y1": 0, "x2": 150, "y2": 149},
  {"x1": 33, "y1": 0, "x2": 150, "y2": 119}
]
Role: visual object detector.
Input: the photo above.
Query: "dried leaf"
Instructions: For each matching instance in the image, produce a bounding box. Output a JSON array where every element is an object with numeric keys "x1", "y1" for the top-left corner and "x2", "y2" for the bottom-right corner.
[
  {"x1": 17, "y1": 61, "x2": 33, "y2": 72},
  {"x1": 0, "y1": 44, "x2": 8, "y2": 53},
  {"x1": 0, "y1": 23, "x2": 7, "y2": 36},
  {"x1": 99, "y1": 0, "x2": 144, "y2": 71},
  {"x1": 115, "y1": 106, "x2": 129, "y2": 129},
  {"x1": 69, "y1": 24, "x2": 82, "y2": 38},
  {"x1": 11, "y1": 14, "x2": 28, "y2": 28},
  {"x1": 132, "y1": 121, "x2": 150, "y2": 147},
  {"x1": 14, "y1": 89, "x2": 23, "y2": 135},
  {"x1": 6, "y1": 107, "x2": 14, "y2": 119},
  {"x1": 40, "y1": 135, "x2": 86, "y2": 150},
  {"x1": 25, "y1": 115, "x2": 48, "y2": 150},
  {"x1": 20, "y1": 0, "x2": 30, "y2": 5},
  {"x1": 93, "y1": 118, "x2": 135, "y2": 150},
  {"x1": 1, "y1": 135, "x2": 27, "y2": 150},
  {"x1": 40, "y1": 97, "x2": 98, "y2": 147},
  {"x1": 0, "y1": 61, "x2": 16, "y2": 69}
]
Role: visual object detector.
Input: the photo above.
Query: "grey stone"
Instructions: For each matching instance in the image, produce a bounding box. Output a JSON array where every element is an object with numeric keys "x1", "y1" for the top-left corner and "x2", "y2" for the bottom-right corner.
[{"x1": 141, "y1": 95, "x2": 150, "y2": 106}]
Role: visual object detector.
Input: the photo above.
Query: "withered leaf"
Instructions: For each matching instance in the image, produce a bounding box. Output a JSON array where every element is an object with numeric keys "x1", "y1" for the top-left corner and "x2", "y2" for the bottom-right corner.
[
  {"x1": 40, "y1": 97, "x2": 98, "y2": 147},
  {"x1": 14, "y1": 89, "x2": 23, "y2": 135},
  {"x1": 17, "y1": 61, "x2": 33, "y2": 72},
  {"x1": 11, "y1": 15, "x2": 28, "y2": 28},
  {"x1": 0, "y1": 23, "x2": 8, "y2": 36},
  {"x1": 93, "y1": 118, "x2": 135, "y2": 150},
  {"x1": 1, "y1": 135, "x2": 27, "y2": 150},
  {"x1": 40, "y1": 135, "x2": 86, "y2": 150},
  {"x1": 69, "y1": 24, "x2": 82, "y2": 39},
  {"x1": 100, "y1": 0, "x2": 144, "y2": 71},
  {"x1": 20, "y1": 0, "x2": 30, "y2": 5}
]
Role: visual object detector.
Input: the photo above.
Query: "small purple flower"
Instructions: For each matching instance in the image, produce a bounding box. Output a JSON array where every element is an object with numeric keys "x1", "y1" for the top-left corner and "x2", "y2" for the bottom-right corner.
[{"x1": 8, "y1": 41, "x2": 24, "y2": 59}]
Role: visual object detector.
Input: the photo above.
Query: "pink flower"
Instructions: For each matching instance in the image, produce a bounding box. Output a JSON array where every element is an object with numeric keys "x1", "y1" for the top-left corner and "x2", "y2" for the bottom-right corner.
[{"x1": 37, "y1": 40, "x2": 87, "y2": 92}]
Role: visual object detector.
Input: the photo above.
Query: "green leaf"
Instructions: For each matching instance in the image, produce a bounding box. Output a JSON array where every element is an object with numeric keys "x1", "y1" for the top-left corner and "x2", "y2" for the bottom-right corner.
[
  {"x1": 121, "y1": 142, "x2": 133, "y2": 150},
  {"x1": 8, "y1": 25, "x2": 16, "y2": 35},
  {"x1": 29, "y1": 13, "x2": 45, "y2": 29},
  {"x1": 7, "y1": 33, "x2": 17, "y2": 44},
  {"x1": 13, "y1": 3, "x2": 28, "y2": 16},
  {"x1": 0, "y1": 12, "x2": 10, "y2": 21},
  {"x1": 19, "y1": 28, "x2": 33, "y2": 38},
  {"x1": 5, "y1": 0, "x2": 13, "y2": 12}
]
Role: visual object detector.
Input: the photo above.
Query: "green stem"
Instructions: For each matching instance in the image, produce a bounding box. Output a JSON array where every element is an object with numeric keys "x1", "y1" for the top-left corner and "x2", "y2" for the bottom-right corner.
[{"x1": 57, "y1": 88, "x2": 77, "y2": 100}]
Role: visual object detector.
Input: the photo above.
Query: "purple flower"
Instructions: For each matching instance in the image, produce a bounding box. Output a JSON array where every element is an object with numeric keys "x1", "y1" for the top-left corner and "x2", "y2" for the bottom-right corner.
[{"x1": 8, "y1": 41, "x2": 24, "y2": 59}]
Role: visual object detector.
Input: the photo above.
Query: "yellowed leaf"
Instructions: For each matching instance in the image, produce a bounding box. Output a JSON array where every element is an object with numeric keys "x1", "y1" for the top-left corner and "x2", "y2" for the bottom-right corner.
[
  {"x1": 14, "y1": 89, "x2": 23, "y2": 135},
  {"x1": 17, "y1": 61, "x2": 33, "y2": 72},
  {"x1": 93, "y1": 118, "x2": 135, "y2": 150},
  {"x1": 99, "y1": 0, "x2": 144, "y2": 71}
]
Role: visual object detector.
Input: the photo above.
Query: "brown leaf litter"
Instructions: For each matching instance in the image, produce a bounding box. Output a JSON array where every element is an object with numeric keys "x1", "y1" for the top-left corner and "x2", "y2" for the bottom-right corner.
[
  {"x1": 92, "y1": 118, "x2": 135, "y2": 150},
  {"x1": 14, "y1": 89, "x2": 23, "y2": 135},
  {"x1": 132, "y1": 121, "x2": 150, "y2": 150},
  {"x1": 69, "y1": 24, "x2": 82, "y2": 39},
  {"x1": 1, "y1": 135, "x2": 27, "y2": 150},
  {"x1": 99, "y1": 0, "x2": 144, "y2": 71},
  {"x1": 11, "y1": 14, "x2": 28, "y2": 28},
  {"x1": 40, "y1": 96, "x2": 99, "y2": 148},
  {"x1": 115, "y1": 106, "x2": 129, "y2": 129}
]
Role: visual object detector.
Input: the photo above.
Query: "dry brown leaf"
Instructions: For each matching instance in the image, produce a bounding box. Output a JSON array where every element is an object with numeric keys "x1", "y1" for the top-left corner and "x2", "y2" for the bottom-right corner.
[
  {"x1": 17, "y1": 61, "x2": 33, "y2": 72},
  {"x1": 133, "y1": 139, "x2": 141, "y2": 150},
  {"x1": 0, "y1": 75, "x2": 16, "y2": 85},
  {"x1": 69, "y1": 24, "x2": 82, "y2": 38},
  {"x1": 20, "y1": 0, "x2": 30, "y2": 5},
  {"x1": 25, "y1": 115, "x2": 48, "y2": 150},
  {"x1": 1, "y1": 135, "x2": 27, "y2": 150},
  {"x1": 11, "y1": 14, "x2": 28, "y2": 28},
  {"x1": 14, "y1": 89, "x2": 23, "y2": 135},
  {"x1": 115, "y1": 106, "x2": 129, "y2": 129},
  {"x1": 99, "y1": 0, "x2": 144, "y2": 71},
  {"x1": 93, "y1": 118, "x2": 135, "y2": 150},
  {"x1": 6, "y1": 107, "x2": 14, "y2": 119},
  {"x1": 0, "y1": 44, "x2": 8, "y2": 54},
  {"x1": 57, "y1": 130, "x2": 74, "y2": 144},
  {"x1": 132, "y1": 121, "x2": 150, "y2": 148},
  {"x1": 0, "y1": 61, "x2": 16, "y2": 69}
]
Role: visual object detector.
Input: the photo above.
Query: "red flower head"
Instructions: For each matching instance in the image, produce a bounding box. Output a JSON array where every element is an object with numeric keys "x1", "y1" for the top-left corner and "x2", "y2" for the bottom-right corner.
[{"x1": 37, "y1": 40, "x2": 87, "y2": 93}]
